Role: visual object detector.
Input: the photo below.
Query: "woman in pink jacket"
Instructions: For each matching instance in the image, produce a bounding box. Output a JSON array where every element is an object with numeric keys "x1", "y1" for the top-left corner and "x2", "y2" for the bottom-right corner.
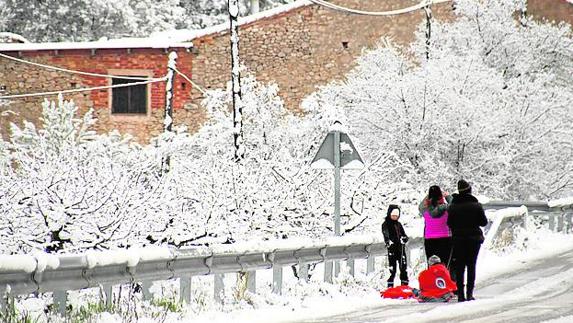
[{"x1": 419, "y1": 185, "x2": 453, "y2": 271}]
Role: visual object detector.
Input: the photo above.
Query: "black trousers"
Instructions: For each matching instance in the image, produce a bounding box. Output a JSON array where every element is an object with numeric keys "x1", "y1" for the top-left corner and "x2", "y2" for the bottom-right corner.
[
  {"x1": 424, "y1": 237, "x2": 453, "y2": 267},
  {"x1": 387, "y1": 245, "x2": 408, "y2": 287},
  {"x1": 452, "y1": 239, "x2": 481, "y2": 296}
]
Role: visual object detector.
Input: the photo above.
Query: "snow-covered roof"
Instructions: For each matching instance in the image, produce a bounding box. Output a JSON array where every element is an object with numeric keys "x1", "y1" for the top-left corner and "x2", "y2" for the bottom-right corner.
[
  {"x1": 0, "y1": 0, "x2": 312, "y2": 52},
  {"x1": 0, "y1": 37, "x2": 194, "y2": 52}
]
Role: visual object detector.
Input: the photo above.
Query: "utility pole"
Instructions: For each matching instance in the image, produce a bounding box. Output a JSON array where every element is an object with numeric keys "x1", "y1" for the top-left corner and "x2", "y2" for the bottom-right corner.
[
  {"x1": 228, "y1": 0, "x2": 251, "y2": 301},
  {"x1": 162, "y1": 51, "x2": 177, "y2": 174},
  {"x1": 423, "y1": 0, "x2": 432, "y2": 60},
  {"x1": 164, "y1": 52, "x2": 177, "y2": 134},
  {"x1": 519, "y1": 0, "x2": 528, "y2": 27},
  {"x1": 229, "y1": 0, "x2": 244, "y2": 162}
]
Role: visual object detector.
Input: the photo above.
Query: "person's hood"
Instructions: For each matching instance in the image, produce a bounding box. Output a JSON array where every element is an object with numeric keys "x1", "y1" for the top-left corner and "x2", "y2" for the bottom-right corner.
[{"x1": 385, "y1": 204, "x2": 401, "y2": 221}]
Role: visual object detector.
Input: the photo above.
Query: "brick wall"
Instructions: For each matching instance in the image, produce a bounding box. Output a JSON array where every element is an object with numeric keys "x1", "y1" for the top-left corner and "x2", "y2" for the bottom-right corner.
[
  {"x1": 0, "y1": 49, "x2": 204, "y2": 142},
  {"x1": 528, "y1": 0, "x2": 573, "y2": 25},
  {"x1": 191, "y1": 0, "x2": 454, "y2": 114}
]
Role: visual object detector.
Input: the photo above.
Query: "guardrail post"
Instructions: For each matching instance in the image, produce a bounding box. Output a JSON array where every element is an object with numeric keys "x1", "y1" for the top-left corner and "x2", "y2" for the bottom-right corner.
[
  {"x1": 0, "y1": 293, "x2": 6, "y2": 311},
  {"x1": 53, "y1": 290, "x2": 67, "y2": 315},
  {"x1": 214, "y1": 274, "x2": 224, "y2": 303},
  {"x1": 299, "y1": 263, "x2": 309, "y2": 282},
  {"x1": 247, "y1": 271, "x2": 256, "y2": 293},
  {"x1": 347, "y1": 259, "x2": 355, "y2": 277},
  {"x1": 367, "y1": 256, "x2": 375, "y2": 274},
  {"x1": 324, "y1": 261, "x2": 333, "y2": 283},
  {"x1": 407, "y1": 244, "x2": 415, "y2": 269},
  {"x1": 549, "y1": 215, "x2": 556, "y2": 232},
  {"x1": 566, "y1": 212, "x2": 573, "y2": 234},
  {"x1": 557, "y1": 213, "x2": 565, "y2": 232},
  {"x1": 141, "y1": 281, "x2": 152, "y2": 301},
  {"x1": 334, "y1": 261, "x2": 340, "y2": 278},
  {"x1": 179, "y1": 276, "x2": 192, "y2": 304},
  {"x1": 272, "y1": 266, "x2": 282, "y2": 294},
  {"x1": 104, "y1": 284, "x2": 113, "y2": 307}
]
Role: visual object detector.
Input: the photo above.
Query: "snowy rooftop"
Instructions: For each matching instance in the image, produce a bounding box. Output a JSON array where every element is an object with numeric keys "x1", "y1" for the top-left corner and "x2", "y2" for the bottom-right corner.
[
  {"x1": 0, "y1": 37, "x2": 195, "y2": 52},
  {"x1": 0, "y1": 0, "x2": 312, "y2": 52}
]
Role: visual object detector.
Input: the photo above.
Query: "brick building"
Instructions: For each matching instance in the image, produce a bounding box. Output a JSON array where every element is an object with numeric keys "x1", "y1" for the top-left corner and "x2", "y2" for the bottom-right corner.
[{"x1": 0, "y1": 0, "x2": 571, "y2": 142}]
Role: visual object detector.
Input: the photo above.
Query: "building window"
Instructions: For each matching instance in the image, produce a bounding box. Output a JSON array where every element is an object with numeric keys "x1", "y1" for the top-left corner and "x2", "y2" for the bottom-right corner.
[{"x1": 111, "y1": 76, "x2": 148, "y2": 114}]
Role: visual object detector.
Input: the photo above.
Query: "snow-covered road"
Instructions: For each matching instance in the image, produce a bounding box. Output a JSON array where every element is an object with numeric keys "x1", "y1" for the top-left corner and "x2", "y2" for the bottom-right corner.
[{"x1": 290, "y1": 249, "x2": 573, "y2": 323}]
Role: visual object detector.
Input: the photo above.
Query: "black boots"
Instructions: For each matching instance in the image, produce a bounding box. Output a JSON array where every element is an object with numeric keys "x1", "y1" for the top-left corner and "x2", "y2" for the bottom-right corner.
[
  {"x1": 457, "y1": 286, "x2": 475, "y2": 302},
  {"x1": 457, "y1": 289, "x2": 466, "y2": 302},
  {"x1": 467, "y1": 286, "x2": 475, "y2": 301}
]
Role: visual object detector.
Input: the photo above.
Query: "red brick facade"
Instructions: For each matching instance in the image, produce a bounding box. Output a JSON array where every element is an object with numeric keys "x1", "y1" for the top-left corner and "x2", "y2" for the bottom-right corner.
[{"x1": 0, "y1": 48, "x2": 201, "y2": 142}]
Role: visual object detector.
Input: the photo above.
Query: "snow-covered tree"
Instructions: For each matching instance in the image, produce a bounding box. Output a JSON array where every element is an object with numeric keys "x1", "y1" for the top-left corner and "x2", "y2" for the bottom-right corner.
[
  {"x1": 0, "y1": 75, "x2": 402, "y2": 253},
  {"x1": 0, "y1": 0, "x2": 295, "y2": 42},
  {"x1": 179, "y1": 0, "x2": 295, "y2": 29},
  {"x1": 0, "y1": 96, "x2": 177, "y2": 253},
  {"x1": 0, "y1": 0, "x2": 138, "y2": 42},
  {"x1": 306, "y1": 0, "x2": 573, "y2": 200}
]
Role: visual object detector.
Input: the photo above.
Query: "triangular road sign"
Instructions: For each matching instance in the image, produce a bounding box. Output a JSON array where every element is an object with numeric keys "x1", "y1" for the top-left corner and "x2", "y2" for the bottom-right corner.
[{"x1": 311, "y1": 130, "x2": 364, "y2": 169}]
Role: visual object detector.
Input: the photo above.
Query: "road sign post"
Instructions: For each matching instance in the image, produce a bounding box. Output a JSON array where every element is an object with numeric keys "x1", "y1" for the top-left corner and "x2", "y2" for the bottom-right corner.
[
  {"x1": 334, "y1": 129, "x2": 341, "y2": 237},
  {"x1": 311, "y1": 121, "x2": 364, "y2": 277}
]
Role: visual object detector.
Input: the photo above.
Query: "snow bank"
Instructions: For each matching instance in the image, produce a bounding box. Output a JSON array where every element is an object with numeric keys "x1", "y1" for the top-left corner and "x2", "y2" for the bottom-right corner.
[
  {"x1": 310, "y1": 159, "x2": 334, "y2": 169},
  {"x1": 487, "y1": 206, "x2": 528, "y2": 220},
  {"x1": 85, "y1": 246, "x2": 174, "y2": 269},
  {"x1": 328, "y1": 122, "x2": 348, "y2": 133},
  {"x1": 0, "y1": 252, "x2": 61, "y2": 273},
  {"x1": 207, "y1": 234, "x2": 385, "y2": 255},
  {"x1": 0, "y1": 255, "x2": 37, "y2": 273},
  {"x1": 548, "y1": 196, "x2": 573, "y2": 208},
  {"x1": 32, "y1": 252, "x2": 60, "y2": 272}
]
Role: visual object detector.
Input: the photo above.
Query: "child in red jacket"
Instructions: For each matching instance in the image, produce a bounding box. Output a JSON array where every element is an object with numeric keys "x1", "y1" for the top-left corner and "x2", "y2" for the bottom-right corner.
[{"x1": 416, "y1": 255, "x2": 457, "y2": 302}]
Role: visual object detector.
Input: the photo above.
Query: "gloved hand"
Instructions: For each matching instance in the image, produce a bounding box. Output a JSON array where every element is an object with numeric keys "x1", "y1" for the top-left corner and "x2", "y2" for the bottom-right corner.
[{"x1": 400, "y1": 236, "x2": 409, "y2": 244}]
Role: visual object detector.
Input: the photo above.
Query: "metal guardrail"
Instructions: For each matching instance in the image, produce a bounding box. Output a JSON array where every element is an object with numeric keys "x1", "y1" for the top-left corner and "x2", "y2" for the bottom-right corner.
[
  {"x1": 0, "y1": 239, "x2": 421, "y2": 314},
  {"x1": 484, "y1": 201, "x2": 552, "y2": 212},
  {"x1": 483, "y1": 201, "x2": 573, "y2": 234},
  {"x1": 0, "y1": 200, "x2": 571, "y2": 315}
]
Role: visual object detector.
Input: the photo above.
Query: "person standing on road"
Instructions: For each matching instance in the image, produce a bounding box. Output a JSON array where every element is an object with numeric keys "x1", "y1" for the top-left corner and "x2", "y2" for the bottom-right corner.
[
  {"x1": 419, "y1": 185, "x2": 453, "y2": 270},
  {"x1": 447, "y1": 179, "x2": 488, "y2": 302},
  {"x1": 382, "y1": 204, "x2": 409, "y2": 288}
]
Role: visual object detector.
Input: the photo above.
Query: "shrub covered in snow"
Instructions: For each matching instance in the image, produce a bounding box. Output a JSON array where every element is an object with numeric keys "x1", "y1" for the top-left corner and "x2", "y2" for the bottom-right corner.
[{"x1": 304, "y1": 0, "x2": 573, "y2": 200}]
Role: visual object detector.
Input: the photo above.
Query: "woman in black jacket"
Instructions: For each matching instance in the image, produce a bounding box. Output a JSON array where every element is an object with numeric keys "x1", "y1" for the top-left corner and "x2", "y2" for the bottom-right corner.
[{"x1": 447, "y1": 180, "x2": 488, "y2": 302}]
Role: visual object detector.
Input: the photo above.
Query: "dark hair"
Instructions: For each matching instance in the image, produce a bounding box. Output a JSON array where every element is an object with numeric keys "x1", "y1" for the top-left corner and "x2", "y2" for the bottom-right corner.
[{"x1": 428, "y1": 185, "x2": 443, "y2": 207}]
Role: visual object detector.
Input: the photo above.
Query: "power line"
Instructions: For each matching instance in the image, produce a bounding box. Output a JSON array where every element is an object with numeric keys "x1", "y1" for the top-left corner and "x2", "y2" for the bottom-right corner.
[
  {"x1": 173, "y1": 67, "x2": 207, "y2": 95},
  {"x1": 0, "y1": 77, "x2": 166, "y2": 100},
  {"x1": 308, "y1": 0, "x2": 451, "y2": 16},
  {"x1": 0, "y1": 52, "x2": 161, "y2": 81}
]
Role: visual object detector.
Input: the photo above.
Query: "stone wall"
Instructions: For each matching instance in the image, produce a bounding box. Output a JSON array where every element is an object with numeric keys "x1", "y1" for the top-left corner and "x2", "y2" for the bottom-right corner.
[
  {"x1": 0, "y1": 49, "x2": 203, "y2": 142},
  {"x1": 191, "y1": 0, "x2": 454, "y2": 114},
  {"x1": 528, "y1": 0, "x2": 573, "y2": 25}
]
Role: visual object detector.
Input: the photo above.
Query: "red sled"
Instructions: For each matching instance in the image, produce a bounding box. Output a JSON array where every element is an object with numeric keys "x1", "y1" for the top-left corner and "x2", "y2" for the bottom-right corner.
[{"x1": 380, "y1": 285, "x2": 416, "y2": 299}]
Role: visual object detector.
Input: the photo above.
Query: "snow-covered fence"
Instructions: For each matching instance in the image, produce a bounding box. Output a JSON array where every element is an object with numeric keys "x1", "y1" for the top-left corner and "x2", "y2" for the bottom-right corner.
[
  {"x1": 0, "y1": 238, "x2": 422, "y2": 315},
  {"x1": 482, "y1": 199, "x2": 573, "y2": 246},
  {"x1": 482, "y1": 206, "x2": 529, "y2": 249}
]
